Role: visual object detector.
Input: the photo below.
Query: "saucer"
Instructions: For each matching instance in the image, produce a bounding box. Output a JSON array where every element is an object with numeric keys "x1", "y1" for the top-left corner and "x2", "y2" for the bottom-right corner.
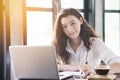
[{"x1": 87, "y1": 74, "x2": 116, "y2": 80}]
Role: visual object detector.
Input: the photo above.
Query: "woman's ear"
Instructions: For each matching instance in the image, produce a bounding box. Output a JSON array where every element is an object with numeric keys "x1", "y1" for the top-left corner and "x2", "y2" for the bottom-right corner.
[{"x1": 80, "y1": 17, "x2": 83, "y2": 25}]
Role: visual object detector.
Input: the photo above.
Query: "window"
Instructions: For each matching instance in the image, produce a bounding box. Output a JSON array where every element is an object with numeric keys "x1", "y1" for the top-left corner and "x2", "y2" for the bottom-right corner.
[
  {"x1": 27, "y1": 11, "x2": 53, "y2": 45},
  {"x1": 61, "y1": 0, "x2": 84, "y2": 9},
  {"x1": 26, "y1": 0, "x2": 52, "y2": 8},
  {"x1": 61, "y1": 0, "x2": 84, "y2": 16},
  {"x1": 26, "y1": 0, "x2": 53, "y2": 45},
  {"x1": 104, "y1": 0, "x2": 120, "y2": 56},
  {"x1": 105, "y1": 0, "x2": 120, "y2": 10}
]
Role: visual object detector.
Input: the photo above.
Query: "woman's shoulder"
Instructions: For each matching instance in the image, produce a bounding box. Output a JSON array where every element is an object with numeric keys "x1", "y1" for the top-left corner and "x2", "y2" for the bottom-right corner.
[
  {"x1": 90, "y1": 37, "x2": 104, "y2": 45},
  {"x1": 90, "y1": 37, "x2": 102, "y2": 41}
]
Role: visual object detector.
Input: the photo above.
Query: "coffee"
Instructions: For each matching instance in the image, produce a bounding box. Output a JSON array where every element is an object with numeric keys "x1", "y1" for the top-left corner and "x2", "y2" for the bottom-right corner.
[{"x1": 95, "y1": 68, "x2": 109, "y2": 75}]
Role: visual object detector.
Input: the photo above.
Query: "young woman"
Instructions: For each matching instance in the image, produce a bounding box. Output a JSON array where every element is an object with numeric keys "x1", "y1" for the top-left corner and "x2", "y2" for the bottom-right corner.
[{"x1": 53, "y1": 8, "x2": 120, "y2": 75}]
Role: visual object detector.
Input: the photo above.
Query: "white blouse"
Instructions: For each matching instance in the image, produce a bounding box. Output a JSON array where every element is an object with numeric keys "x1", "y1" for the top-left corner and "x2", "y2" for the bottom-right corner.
[{"x1": 66, "y1": 37, "x2": 120, "y2": 68}]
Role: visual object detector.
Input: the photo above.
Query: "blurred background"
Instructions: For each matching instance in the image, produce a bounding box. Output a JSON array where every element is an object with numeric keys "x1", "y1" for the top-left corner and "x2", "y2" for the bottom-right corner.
[{"x1": 0, "y1": 0, "x2": 120, "y2": 80}]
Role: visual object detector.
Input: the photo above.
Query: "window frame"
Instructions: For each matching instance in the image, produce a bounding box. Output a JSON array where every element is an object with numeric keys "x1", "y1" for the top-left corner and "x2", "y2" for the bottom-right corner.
[
  {"x1": 22, "y1": 0, "x2": 53, "y2": 45},
  {"x1": 103, "y1": 0, "x2": 120, "y2": 56}
]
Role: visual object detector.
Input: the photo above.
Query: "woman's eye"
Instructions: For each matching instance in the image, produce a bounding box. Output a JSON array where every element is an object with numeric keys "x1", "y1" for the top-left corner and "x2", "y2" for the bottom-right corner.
[{"x1": 71, "y1": 22, "x2": 75, "y2": 25}]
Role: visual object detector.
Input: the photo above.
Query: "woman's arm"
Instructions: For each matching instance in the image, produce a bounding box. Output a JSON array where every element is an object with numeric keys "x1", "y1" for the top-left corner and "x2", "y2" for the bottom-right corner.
[
  {"x1": 109, "y1": 63, "x2": 120, "y2": 74},
  {"x1": 58, "y1": 64, "x2": 79, "y2": 71},
  {"x1": 58, "y1": 64, "x2": 92, "y2": 73},
  {"x1": 92, "y1": 38, "x2": 120, "y2": 74}
]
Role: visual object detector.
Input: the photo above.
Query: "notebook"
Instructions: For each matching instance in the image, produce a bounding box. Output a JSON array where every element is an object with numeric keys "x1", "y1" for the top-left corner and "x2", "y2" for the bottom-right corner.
[{"x1": 9, "y1": 45, "x2": 73, "y2": 80}]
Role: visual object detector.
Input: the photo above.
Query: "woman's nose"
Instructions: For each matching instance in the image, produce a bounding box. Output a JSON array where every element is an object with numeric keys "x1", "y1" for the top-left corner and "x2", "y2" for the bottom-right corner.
[{"x1": 67, "y1": 26, "x2": 73, "y2": 32}]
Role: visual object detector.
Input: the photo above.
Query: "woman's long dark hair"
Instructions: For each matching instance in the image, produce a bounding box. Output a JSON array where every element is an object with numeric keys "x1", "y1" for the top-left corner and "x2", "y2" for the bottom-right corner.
[{"x1": 53, "y1": 8, "x2": 98, "y2": 64}]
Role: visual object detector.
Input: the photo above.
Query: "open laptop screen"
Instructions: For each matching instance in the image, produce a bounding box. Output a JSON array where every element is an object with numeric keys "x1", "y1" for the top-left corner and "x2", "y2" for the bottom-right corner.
[{"x1": 9, "y1": 45, "x2": 60, "y2": 80}]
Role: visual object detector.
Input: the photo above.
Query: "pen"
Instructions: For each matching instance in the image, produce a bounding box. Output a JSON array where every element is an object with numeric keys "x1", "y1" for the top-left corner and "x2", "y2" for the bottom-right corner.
[
  {"x1": 85, "y1": 61, "x2": 88, "y2": 65},
  {"x1": 85, "y1": 51, "x2": 88, "y2": 65}
]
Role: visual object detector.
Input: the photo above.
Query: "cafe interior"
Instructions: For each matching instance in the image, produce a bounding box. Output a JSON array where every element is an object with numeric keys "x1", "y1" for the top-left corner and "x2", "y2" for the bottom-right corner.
[{"x1": 0, "y1": 0, "x2": 120, "y2": 80}]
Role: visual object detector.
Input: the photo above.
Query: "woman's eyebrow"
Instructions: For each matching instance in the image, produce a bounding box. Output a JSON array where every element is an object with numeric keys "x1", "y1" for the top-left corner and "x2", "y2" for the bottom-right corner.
[
  {"x1": 61, "y1": 19, "x2": 76, "y2": 26},
  {"x1": 70, "y1": 19, "x2": 76, "y2": 22}
]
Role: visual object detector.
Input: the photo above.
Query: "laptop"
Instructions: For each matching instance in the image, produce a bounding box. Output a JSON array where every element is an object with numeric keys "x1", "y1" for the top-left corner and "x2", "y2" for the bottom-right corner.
[{"x1": 9, "y1": 45, "x2": 73, "y2": 80}]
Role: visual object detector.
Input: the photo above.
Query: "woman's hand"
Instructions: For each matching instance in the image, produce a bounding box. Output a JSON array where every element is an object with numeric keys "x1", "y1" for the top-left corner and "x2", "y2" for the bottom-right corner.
[
  {"x1": 109, "y1": 63, "x2": 120, "y2": 74},
  {"x1": 79, "y1": 65, "x2": 91, "y2": 78},
  {"x1": 58, "y1": 64, "x2": 92, "y2": 79}
]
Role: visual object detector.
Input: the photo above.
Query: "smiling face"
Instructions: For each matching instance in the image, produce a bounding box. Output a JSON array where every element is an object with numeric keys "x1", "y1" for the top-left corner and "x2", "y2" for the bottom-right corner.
[{"x1": 61, "y1": 15, "x2": 83, "y2": 40}]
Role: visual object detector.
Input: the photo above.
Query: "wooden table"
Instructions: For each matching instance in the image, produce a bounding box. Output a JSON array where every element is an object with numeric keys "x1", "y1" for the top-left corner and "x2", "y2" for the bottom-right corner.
[
  {"x1": 87, "y1": 74, "x2": 116, "y2": 80},
  {"x1": 66, "y1": 73, "x2": 120, "y2": 80}
]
